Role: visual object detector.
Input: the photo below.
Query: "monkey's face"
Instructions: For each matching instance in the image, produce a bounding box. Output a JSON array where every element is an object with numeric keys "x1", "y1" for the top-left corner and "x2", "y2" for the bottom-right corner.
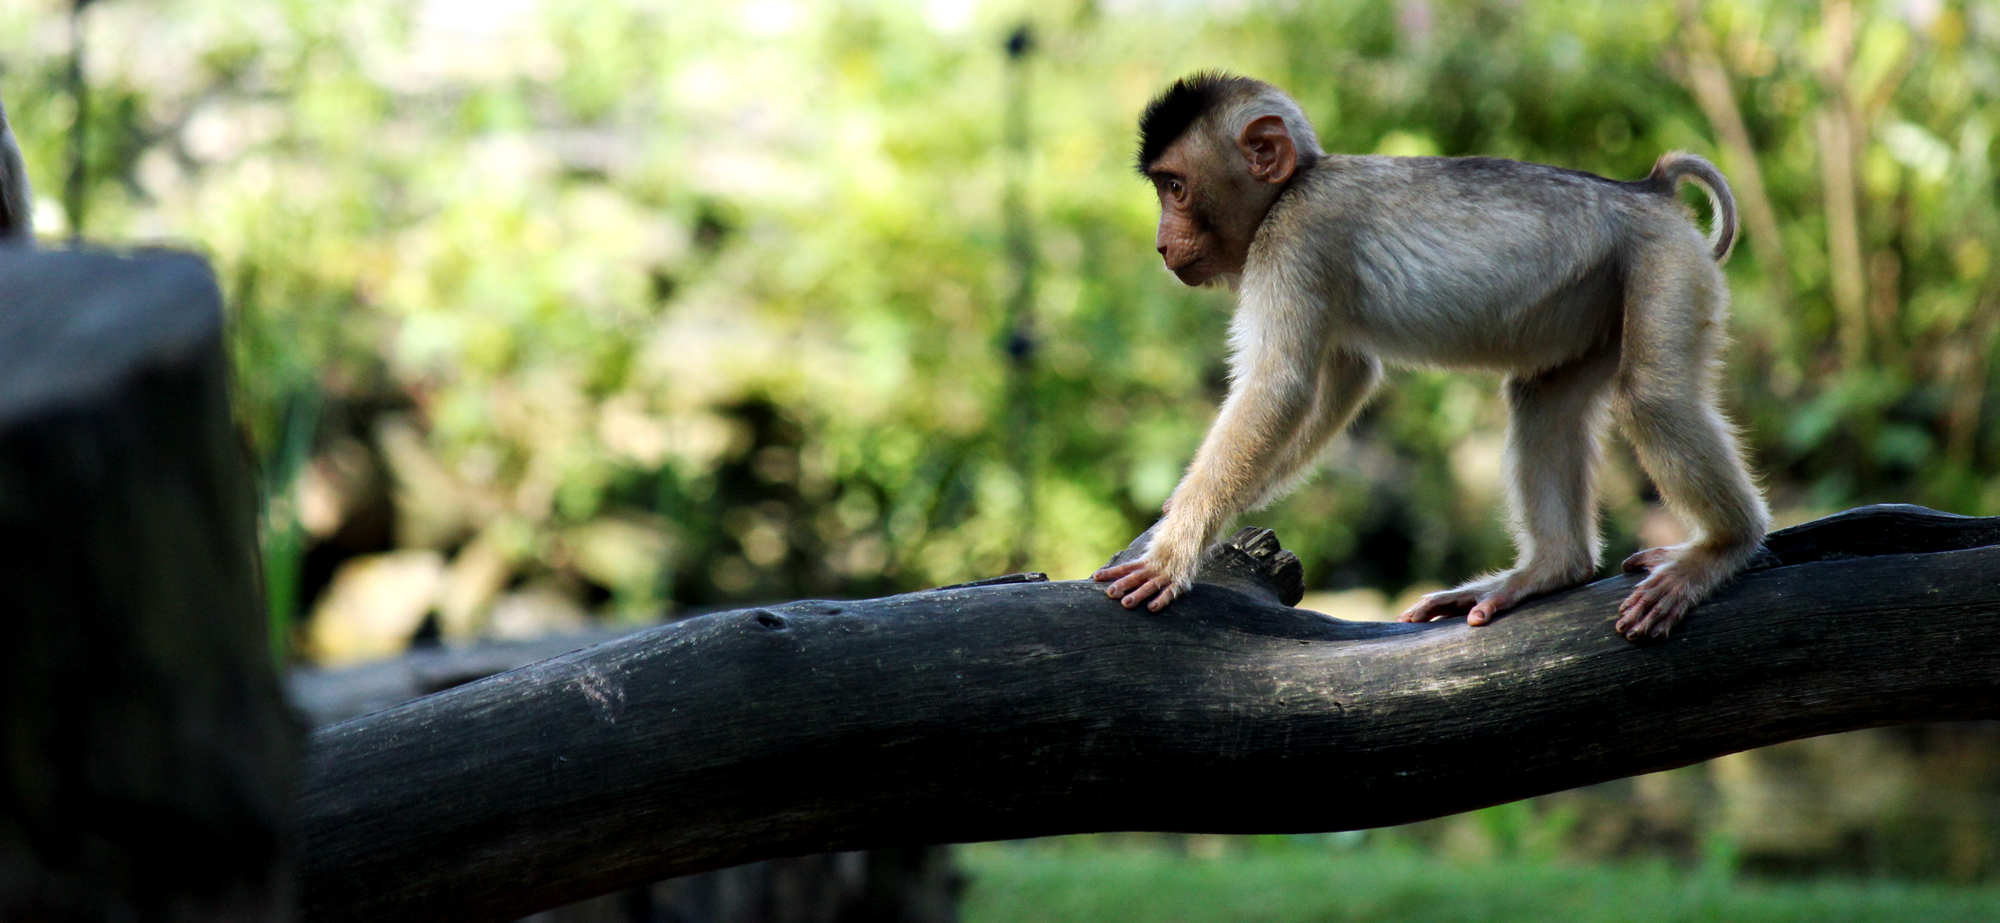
[
  {"x1": 1148, "y1": 138, "x2": 1239, "y2": 286},
  {"x1": 1145, "y1": 129, "x2": 1291, "y2": 287}
]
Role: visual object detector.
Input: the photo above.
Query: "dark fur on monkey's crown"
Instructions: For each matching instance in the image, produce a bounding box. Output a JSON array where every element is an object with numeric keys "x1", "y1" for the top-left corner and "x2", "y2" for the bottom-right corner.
[{"x1": 1135, "y1": 71, "x2": 1261, "y2": 173}]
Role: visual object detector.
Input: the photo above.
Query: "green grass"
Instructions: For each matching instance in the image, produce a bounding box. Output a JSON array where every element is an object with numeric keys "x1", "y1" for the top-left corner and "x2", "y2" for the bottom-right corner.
[{"x1": 960, "y1": 841, "x2": 2000, "y2": 923}]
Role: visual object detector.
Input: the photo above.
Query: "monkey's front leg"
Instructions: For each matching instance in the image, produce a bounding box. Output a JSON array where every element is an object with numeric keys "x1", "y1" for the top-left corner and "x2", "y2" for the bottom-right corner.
[
  {"x1": 1097, "y1": 350, "x2": 1371, "y2": 611},
  {"x1": 1095, "y1": 384, "x2": 1309, "y2": 609}
]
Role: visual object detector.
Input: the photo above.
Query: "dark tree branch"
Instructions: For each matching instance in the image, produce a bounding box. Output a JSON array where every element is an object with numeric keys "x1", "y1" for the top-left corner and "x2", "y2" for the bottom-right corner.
[
  {"x1": 301, "y1": 507, "x2": 2000, "y2": 923},
  {"x1": 1750, "y1": 502, "x2": 2000, "y2": 566}
]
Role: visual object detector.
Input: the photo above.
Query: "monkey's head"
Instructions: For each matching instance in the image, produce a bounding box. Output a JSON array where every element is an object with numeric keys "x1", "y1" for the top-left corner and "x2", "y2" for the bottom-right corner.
[{"x1": 1136, "y1": 73, "x2": 1323, "y2": 287}]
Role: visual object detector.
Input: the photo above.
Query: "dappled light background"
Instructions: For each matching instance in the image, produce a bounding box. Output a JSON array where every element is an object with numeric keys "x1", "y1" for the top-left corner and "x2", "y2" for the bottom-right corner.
[{"x1": 8, "y1": 0, "x2": 2000, "y2": 894}]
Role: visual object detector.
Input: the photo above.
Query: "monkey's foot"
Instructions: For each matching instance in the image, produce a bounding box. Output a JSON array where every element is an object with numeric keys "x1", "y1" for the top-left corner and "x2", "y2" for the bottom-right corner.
[
  {"x1": 1616, "y1": 547, "x2": 1711, "y2": 640},
  {"x1": 1397, "y1": 583, "x2": 1523, "y2": 627},
  {"x1": 1094, "y1": 559, "x2": 1188, "y2": 613},
  {"x1": 1614, "y1": 576, "x2": 1697, "y2": 640},
  {"x1": 1620, "y1": 546, "x2": 1675, "y2": 574},
  {"x1": 1399, "y1": 565, "x2": 1598, "y2": 627}
]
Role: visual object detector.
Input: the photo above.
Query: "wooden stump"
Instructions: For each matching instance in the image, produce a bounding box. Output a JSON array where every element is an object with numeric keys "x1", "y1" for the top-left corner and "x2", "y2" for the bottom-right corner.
[{"x1": 0, "y1": 248, "x2": 297, "y2": 922}]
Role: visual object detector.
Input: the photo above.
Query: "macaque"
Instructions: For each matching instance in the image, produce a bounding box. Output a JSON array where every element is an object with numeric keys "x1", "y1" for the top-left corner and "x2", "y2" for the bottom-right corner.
[
  {"x1": 1093, "y1": 73, "x2": 1768, "y2": 640},
  {"x1": 0, "y1": 95, "x2": 32, "y2": 243}
]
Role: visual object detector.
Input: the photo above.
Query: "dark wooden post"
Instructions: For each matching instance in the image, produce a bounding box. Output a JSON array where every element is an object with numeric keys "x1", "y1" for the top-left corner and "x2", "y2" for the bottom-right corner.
[{"x1": 0, "y1": 248, "x2": 298, "y2": 922}]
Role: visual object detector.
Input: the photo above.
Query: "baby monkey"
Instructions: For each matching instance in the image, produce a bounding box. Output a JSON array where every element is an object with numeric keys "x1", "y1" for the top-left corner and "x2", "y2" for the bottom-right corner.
[{"x1": 1093, "y1": 73, "x2": 1768, "y2": 640}]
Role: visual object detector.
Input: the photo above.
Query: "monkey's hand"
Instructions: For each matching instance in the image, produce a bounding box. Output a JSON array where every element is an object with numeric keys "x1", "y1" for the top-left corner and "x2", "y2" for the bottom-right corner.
[{"x1": 1093, "y1": 535, "x2": 1200, "y2": 612}]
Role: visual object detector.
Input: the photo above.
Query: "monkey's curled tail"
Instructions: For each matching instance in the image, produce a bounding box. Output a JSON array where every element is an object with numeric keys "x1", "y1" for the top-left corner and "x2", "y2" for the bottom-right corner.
[
  {"x1": 1648, "y1": 151, "x2": 1736, "y2": 263},
  {"x1": 0, "y1": 95, "x2": 33, "y2": 244}
]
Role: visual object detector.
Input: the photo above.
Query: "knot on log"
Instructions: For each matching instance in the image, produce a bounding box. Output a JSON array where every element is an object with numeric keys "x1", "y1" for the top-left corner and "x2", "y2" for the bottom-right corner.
[{"x1": 1213, "y1": 527, "x2": 1305, "y2": 607}]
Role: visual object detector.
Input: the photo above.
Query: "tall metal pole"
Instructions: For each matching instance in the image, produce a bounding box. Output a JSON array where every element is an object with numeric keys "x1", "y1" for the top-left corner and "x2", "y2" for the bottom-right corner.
[{"x1": 1001, "y1": 24, "x2": 1037, "y2": 572}]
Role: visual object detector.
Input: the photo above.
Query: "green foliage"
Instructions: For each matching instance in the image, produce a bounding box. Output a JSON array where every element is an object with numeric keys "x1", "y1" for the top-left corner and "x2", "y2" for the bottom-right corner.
[{"x1": 5, "y1": 0, "x2": 1999, "y2": 625}]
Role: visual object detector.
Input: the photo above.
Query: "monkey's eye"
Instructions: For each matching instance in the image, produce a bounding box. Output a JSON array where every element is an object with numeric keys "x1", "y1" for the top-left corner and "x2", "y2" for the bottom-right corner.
[{"x1": 1166, "y1": 179, "x2": 1185, "y2": 199}]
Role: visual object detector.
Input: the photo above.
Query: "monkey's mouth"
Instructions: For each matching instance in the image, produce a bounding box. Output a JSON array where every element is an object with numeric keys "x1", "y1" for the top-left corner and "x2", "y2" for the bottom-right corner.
[{"x1": 1169, "y1": 263, "x2": 1213, "y2": 286}]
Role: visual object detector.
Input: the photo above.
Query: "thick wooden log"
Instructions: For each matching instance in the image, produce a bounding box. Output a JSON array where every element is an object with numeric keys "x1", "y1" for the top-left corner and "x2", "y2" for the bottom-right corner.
[
  {"x1": 292, "y1": 632, "x2": 969, "y2": 923},
  {"x1": 292, "y1": 629, "x2": 969, "y2": 923},
  {"x1": 300, "y1": 507, "x2": 2000, "y2": 923},
  {"x1": 0, "y1": 248, "x2": 297, "y2": 921}
]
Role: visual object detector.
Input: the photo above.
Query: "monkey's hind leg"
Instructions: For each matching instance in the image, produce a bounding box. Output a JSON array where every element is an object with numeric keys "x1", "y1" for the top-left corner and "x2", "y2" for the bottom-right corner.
[
  {"x1": 1400, "y1": 344, "x2": 1619, "y2": 627},
  {"x1": 1611, "y1": 253, "x2": 1770, "y2": 640}
]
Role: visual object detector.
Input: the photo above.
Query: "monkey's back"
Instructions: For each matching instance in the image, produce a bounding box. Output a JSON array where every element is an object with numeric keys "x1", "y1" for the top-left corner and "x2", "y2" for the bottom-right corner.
[{"x1": 1257, "y1": 155, "x2": 1713, "y2": 375}]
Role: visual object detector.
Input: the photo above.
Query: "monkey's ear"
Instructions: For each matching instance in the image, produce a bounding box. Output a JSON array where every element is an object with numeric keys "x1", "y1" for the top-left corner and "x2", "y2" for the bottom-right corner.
[{"x1": 1238, "y1": 115, "x2": 1297, "y2": 184}]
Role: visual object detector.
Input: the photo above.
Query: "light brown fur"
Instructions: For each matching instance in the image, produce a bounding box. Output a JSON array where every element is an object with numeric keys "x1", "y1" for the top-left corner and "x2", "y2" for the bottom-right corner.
[{"x1": 1096, "y1": 75, "x2": 1768, "y2": 640}]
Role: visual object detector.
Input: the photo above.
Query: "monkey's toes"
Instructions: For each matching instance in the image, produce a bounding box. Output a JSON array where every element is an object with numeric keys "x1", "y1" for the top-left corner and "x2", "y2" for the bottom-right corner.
[
  {"x1": 1465, "y1": 591, "x2": 1521, "y2": 627},
  {"x1": 1614, "y1": 578, "x2": 1692, "y2": 640},
  {"x1": 1621, "y1": 547, "x2": 1674, "y2": 574},
  {"x1": 1397, "y1": 592, "x2": 1473, "y2": 623}
]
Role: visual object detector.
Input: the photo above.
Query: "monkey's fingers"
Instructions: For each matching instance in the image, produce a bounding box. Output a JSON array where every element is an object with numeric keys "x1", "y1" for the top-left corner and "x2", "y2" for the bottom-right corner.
[
  {"x1": 1117, "y1": 574, "x2": 1172, "y2": 610},
  {"x1": 1102, "y1": 565, "x2": 1166, "y2": 605},
  {"x1": 1142, "y1": 580, "x2": 1183, "y2": 612},
  {"x1": 1093, "y1": 561, "x2": 1145, "y2": 583}
]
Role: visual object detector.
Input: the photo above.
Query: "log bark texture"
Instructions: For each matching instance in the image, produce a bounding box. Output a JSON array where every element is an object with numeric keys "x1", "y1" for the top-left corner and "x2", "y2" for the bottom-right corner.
[
  {"x1": 0, "y1": 248, "x2": 297, "y2": 921},
  {"x1": 293, "y1": 630, "x2": 966, "y2": 923},
  {"x1": 301, "y1": 508, "x2": 2000, "y2": 923}
]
